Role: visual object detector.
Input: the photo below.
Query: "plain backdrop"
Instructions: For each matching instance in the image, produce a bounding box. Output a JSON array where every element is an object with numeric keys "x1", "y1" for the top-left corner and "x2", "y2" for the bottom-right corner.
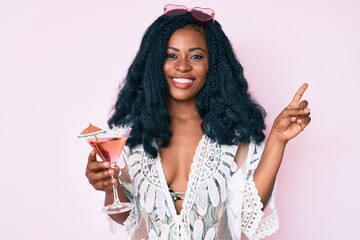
[{"x1": 1, "y1": 0, "x2": 359, "y2": 239}]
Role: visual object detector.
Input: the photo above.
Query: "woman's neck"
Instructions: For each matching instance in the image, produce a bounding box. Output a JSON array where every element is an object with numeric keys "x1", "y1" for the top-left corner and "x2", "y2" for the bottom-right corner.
[{"x1": 167, "y1": 98, "x2": 200, "y2": 121}]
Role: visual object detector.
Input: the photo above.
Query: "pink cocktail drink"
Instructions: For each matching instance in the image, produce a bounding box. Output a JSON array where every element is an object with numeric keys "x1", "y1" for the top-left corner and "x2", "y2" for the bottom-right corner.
[
  {"x1": 87, "y1": 137, "x2": 127, "y2": 163},
  {"x1": 79, "y1": 124, "x2": 133, "y2": 214}
]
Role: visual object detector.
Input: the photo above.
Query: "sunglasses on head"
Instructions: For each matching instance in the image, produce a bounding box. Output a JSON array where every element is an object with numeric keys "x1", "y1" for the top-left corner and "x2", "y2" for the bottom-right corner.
[{"x1": 163, "y1": 4, "x2": 215, "y2": 22}]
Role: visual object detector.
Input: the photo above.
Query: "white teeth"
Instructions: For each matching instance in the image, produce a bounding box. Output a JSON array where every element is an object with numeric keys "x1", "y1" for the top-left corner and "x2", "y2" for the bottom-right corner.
[{"x1": 172, "y1": 78, "x2": 193, "y2": 84}]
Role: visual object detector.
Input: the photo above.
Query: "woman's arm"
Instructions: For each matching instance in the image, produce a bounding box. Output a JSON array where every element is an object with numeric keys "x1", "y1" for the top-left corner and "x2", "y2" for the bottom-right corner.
[{"x1": 253, "y1": 83, "x2": 311, "y2": 208}]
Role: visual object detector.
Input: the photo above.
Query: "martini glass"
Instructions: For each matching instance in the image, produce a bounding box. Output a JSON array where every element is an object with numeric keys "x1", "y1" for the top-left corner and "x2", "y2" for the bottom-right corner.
[{"x1": 86, "y1": 127, "x2": 133, "y2": 214}]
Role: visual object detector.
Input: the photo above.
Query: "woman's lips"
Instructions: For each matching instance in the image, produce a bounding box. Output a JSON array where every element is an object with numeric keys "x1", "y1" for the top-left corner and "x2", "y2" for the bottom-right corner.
[{"x1": 171, "y1": 77, "x2": 194, "y2": 89}]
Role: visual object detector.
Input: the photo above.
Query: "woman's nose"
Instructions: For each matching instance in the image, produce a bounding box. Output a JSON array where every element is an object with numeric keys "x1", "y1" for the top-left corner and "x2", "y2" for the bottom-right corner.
[{"x1": 175, "y1": 58, "x2": 191, "y2": 72}]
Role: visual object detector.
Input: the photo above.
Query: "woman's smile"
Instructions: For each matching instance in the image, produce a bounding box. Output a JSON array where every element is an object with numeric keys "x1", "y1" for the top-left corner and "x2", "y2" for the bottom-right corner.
[{"x1": 171, "y1": 77, "x2": 195, "y2": 88}]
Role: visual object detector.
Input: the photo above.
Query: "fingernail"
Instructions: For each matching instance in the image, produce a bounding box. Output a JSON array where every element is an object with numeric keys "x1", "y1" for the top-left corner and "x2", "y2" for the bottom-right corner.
[
  {"x1": 304, "y1": 108, "x2": 310, "y2": 113},
  {"x1": 91, "y1": 151, "x2": 96, "y2": 156},
  {"x1": 107, "y1": 169, "x2": 114, "y2": 175},
  {"x1": 103, "y1": 162, "x2": 109, "y2": 168}
]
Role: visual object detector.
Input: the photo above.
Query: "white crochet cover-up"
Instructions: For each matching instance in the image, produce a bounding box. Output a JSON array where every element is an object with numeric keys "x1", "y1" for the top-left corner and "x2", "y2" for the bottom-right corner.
[{"x1": 105, "y1": 134, "x2": 279, "y2": 240}]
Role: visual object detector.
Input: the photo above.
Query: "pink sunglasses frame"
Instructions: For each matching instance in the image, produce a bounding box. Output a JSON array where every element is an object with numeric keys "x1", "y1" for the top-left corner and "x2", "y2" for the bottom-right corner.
[{"x1": 163, "y1": 4, "x2": 215, "y2": 22}]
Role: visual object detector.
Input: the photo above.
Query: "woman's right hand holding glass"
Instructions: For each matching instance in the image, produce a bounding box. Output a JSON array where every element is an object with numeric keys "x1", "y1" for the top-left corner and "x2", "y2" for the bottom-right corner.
[{"x1": 85, "y1": 150, "x2": 119, "y2": 192}]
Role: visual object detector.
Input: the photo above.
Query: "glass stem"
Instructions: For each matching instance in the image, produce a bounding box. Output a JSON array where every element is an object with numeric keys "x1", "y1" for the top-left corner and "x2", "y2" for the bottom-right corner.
[
  {"x1": 112, "y1": 181, "x2": 120, "y2": 204},
  {"x1": 110, "y1": 163, "x2": 121, "y2": 204}
]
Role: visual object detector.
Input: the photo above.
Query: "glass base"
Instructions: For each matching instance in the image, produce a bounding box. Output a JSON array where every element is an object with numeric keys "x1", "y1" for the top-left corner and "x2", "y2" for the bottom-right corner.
[{"x1": 101, "y1": 202, "x2": 134, "y2": 214}]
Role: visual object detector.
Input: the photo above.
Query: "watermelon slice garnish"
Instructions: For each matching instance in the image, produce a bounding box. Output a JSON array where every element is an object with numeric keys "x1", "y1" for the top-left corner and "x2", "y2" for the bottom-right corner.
[{"x1": 78, "y1": 123, "x2": 107, "y2": 138}]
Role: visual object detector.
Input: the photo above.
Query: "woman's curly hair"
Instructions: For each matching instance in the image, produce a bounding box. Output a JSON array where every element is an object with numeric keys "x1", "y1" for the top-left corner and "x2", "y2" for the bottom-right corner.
[{"x1": 108, "y1": 13, "x2": 266, "y2": 158}]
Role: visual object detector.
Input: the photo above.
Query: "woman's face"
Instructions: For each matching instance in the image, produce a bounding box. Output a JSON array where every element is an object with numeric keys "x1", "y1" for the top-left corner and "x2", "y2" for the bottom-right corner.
[{"x1": 163, "y1": 26, "x2": 209, "y2": 102}]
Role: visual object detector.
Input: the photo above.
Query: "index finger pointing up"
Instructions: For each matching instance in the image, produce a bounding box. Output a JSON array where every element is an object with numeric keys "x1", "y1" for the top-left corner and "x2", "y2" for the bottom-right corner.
[{"x1": 289, "y1": 83, "x2": 308, "y2": 108}]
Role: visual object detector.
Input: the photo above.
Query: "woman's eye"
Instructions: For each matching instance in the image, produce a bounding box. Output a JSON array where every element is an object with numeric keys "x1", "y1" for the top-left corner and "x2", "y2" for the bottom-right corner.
[
  {"x1": 191, "y1": 54, "x2": 203, "y2": 59},
  {"x1": 166, "y1": 53, "x2": 177, "y2": 59}
]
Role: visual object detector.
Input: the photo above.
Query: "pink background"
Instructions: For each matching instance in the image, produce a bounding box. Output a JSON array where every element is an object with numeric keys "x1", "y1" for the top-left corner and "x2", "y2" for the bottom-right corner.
[{"x1": 1, "y1": 0, "x2": 359, "y2": 239}]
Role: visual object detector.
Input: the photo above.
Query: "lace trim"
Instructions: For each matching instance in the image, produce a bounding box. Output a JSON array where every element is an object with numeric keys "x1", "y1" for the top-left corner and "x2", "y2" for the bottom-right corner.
[
  {"x1": 181, "y1": 136, "x2": 209, "y2": 237},
  {"x1": 254, "y1": 210, "x2": 279, "y2": 239},
  {"x1": 193, "y1": 220, "x2": 216, "y2": 240},
  {"x1": 106, "y1": 215, "x2": 117, "y2": 233},
  {"x1": 241, "y1": 175, "x2": 279, "y2": 239},
  {"x1": 127, "y1": 146, "x2": 167, "y2": 220},
  {"x1": 241, "y1": 175, "x2": 264, "y2": 238},
  {"x1": 254, "y1": 181, "x2": 279, "y2": 239},
  {"x1": 182, "y1": 136, "x2": 238, "y2": 238},
  {"x1": 123, "y1": 208, "x2": 137, "y2": 234}
]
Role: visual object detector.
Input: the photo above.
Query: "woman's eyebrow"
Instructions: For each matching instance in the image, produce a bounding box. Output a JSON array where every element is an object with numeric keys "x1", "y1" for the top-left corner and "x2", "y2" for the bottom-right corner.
[
  {"x1": 166, "y1": 47, "x2": 206, "y2": 53},
  {"x1": 166, "y1": 47, "x2": 179, "y2": 52},
  {"x1": 189, "y1": 47, "x2": 206, "y2": 53}
]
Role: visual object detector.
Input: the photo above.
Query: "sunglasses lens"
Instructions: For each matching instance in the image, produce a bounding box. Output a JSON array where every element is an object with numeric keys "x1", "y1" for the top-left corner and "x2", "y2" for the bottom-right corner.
[
  {"x1": 164, "y1": 4, "x2": 187, "y2": 17},
  {"x1": 192, "y1": 8, "x2": 215, "y2": 21}
]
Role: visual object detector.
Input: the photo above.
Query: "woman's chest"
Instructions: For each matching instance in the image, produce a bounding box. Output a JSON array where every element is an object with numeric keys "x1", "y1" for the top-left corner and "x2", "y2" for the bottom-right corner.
[{"x1": 159, "y1": 135, "x2": 201, "y2": 191}]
